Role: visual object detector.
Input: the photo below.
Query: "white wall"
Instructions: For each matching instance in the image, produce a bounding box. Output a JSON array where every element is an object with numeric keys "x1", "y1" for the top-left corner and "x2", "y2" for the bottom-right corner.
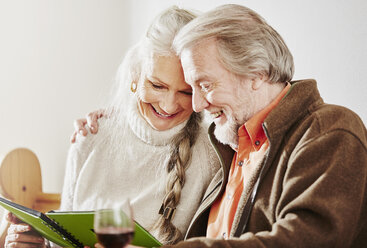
[
  {"x1": 128, "y1": 0, "x2": 367, "y2": 120},
  {"x1": 0, "y1": 0, "x2": 366, "y2": 194},
  {"x1": 0, "y1": 0, "x2": 129, "y2": 193}
]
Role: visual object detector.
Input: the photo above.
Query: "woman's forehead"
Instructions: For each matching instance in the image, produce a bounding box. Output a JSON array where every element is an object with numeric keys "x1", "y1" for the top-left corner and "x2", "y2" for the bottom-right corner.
[{"x1": 146, "y1": 55, "x2": 190, "y2": 89}]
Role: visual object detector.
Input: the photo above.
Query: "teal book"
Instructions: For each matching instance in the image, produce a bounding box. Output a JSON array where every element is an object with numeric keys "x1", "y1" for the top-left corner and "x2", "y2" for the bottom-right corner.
[{"x1": 0, "y1": 197, "x2": 162, "y2": 248}]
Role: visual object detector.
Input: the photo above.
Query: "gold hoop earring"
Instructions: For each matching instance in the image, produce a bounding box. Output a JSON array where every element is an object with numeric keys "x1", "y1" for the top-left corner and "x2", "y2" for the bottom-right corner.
[{"x1": 131, "y1": 82, "x2": 137, "y2": 93}]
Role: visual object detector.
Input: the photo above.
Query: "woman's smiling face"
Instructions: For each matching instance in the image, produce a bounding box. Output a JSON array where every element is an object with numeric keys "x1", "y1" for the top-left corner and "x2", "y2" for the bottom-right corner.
[{"x1": 136, "y1": 55, "x2": 193, "y2": 131}]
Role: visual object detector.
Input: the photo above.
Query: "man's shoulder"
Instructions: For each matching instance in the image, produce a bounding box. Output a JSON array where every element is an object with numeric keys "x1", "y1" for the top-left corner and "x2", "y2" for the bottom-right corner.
[
  {"x1": 313, "y1": 104, "x2": 365, "y2": 134},
  {"x1": 299, "y1": 103, "x2": 367, "y2": 147}
]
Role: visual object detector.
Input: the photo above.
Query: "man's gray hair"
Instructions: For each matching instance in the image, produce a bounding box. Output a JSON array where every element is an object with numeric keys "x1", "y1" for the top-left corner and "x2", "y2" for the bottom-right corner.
[{"x1": 173, "y1": 4, "x2": 294, "y2": 83}]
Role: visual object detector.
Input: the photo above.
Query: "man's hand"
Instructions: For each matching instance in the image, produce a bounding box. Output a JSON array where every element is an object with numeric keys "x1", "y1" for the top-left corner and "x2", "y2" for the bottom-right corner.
[{"x1": 70, "y1": 109, "x2": 107, "y2": 143}]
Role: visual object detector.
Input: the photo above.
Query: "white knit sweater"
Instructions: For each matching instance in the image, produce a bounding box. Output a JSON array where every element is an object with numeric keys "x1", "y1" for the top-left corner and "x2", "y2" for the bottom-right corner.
[{"x1": 60, "y1": 102, "x2": 220, "y2": 243}]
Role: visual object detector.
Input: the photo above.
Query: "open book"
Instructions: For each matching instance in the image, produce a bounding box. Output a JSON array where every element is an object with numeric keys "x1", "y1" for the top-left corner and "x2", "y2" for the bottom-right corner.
[{"x1": 0, "y1": 197, "x2": 162, "y2": 248}]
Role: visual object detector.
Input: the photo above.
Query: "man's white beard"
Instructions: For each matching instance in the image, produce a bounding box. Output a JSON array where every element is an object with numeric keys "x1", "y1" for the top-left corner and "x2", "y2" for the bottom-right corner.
[{"x1": 213, "y1": 113, "x2": 239, "y2": 149}]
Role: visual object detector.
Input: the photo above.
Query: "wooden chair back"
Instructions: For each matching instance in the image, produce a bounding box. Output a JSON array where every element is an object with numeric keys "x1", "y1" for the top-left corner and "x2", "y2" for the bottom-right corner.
[{"x1": 0, "y1": 148, "x2": 61, "y2": 246}]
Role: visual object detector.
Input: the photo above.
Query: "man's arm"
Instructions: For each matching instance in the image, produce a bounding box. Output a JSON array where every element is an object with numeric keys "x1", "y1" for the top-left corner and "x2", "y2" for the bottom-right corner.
[{"x1": 164, "y1": 129, "x2": 367, "y2": 248}]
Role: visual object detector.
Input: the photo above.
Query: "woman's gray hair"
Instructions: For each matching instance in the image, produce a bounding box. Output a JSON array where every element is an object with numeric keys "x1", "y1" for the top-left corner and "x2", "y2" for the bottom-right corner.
[
  {"x1": 110, "y1": 6, "x2": 199, "y2": 107},
  {"x1": 173, "y1": 4, "x2": 294, "y2": 83},
  {"x1": 106, "y1": 6, "x2": 201, "y2": 245}
]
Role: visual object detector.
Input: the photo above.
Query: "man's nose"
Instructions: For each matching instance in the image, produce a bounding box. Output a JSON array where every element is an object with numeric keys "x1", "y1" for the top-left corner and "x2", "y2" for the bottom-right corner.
[{"x1": 192, "y1": 90, "x2": 209, "y2": 112}]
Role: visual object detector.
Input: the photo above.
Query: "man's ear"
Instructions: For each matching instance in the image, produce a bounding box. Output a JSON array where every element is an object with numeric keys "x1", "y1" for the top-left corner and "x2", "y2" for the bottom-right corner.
[{"x1": 251, "y1": 74, "x2": 267, "y2": 90}]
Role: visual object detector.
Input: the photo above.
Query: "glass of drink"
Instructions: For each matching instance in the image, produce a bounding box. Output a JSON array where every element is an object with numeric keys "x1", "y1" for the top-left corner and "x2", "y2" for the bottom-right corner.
[{"x1": 94, "y1": 200, "x2": 134, "y2": 248}]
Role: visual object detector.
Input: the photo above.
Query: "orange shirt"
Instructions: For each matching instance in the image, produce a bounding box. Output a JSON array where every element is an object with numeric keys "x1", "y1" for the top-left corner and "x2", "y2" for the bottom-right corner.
[{"x1": 207, "y1": 83, "x2": 291, "y2": 239}]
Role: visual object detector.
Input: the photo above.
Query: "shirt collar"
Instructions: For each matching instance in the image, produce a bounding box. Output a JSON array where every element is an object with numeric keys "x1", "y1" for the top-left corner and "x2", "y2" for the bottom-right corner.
[{"x1": 238, "y1": 83, "x2": 291, "y2": 151}]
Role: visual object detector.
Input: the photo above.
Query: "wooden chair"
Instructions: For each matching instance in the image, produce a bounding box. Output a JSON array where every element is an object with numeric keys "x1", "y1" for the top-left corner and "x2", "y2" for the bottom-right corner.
[{"x1": 0, "y1": 148, "x2": 61, "y2": 246}]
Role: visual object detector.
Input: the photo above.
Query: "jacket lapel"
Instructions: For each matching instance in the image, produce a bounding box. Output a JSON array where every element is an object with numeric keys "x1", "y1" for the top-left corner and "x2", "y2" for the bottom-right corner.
[
  {"x1": 185, "y1": 123, "x2": 234, "y2": 239},
  {"x1": 231, "y1": 80, "x2": 323, "y2": 237}
]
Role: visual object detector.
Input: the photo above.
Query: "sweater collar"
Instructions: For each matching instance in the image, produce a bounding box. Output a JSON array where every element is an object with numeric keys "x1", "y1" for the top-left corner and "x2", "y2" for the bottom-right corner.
[{"x1": 127, "y1": 99, "x2": 188, "y2": 146}]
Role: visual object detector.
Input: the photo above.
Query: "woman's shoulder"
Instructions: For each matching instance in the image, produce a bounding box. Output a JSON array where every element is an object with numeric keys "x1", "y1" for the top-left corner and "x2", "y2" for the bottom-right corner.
[
  {"x1": 192, "y1": 121, "x2": 220, "y2": 174},
  {"x1": 65, "y1": 117, "x2": 131, "y2": 175},
  {"x1": 70, "y1": 118, "x2": 118, "y2": 153},
  {"x1": 195, "y1": 121, "x2": 214, "y2": 150}
]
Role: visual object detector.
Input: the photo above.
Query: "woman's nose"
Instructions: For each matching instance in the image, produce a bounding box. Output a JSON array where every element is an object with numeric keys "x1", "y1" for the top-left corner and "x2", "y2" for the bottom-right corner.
[{"x1": 160, "y1": 92, "x2": 179, "y2": 114}]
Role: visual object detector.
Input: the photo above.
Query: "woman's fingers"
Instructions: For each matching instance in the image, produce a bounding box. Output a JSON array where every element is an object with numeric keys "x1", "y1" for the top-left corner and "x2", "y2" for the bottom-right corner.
[
  {"x1": 6, "y1": 232, "x2": 44, "y2": 244},
  {"x1": 5, "y1": 230, "x2": 44, "y2": 248},
  {"x1": 5, "y1": 242, "x2": 43, "y2": 248},
  {"x1": 7, "y1": 223, "x2": 31, "y2": 234},
  {"x1": 94, "y1": 243, "x2": 140, "y2": 248}
]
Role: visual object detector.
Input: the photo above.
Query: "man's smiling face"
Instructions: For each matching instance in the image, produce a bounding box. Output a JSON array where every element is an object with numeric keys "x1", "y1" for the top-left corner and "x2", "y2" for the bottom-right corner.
[{"x1": 180, "y1": 39, "x2": 258, "y2": 148}]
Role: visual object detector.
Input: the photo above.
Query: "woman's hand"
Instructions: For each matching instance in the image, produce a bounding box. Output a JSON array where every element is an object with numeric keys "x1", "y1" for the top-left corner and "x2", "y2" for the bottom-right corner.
[
  {"x1": 93, "y1": 244, "x2": 142, "y2": 248},
  {"x1": 70, "y1": 109, "x2": 107, "y2": 143},
  {"x1": 5, "y1": 213, "x2": 46, "y2": 248}
]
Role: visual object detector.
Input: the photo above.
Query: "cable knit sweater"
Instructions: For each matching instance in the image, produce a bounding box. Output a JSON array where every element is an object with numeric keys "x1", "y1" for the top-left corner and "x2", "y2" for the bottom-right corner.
[{"x1": 60, "y1": 102, "x2": 220, "y2": 243}]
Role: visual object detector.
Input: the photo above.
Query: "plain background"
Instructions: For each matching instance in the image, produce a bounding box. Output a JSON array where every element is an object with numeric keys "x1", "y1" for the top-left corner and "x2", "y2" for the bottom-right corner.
[{"x1": 0, "y1": 0, "x2": 366, "y2": 195}]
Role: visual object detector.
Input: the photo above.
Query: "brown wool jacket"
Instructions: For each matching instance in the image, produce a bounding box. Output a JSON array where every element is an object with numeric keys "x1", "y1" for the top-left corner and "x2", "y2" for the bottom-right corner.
[{"x1": 165, "y1": 79, "x2": 367, "y2": 248}]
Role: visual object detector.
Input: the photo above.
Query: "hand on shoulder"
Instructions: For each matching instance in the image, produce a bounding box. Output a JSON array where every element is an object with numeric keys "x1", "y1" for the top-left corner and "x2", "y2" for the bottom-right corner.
[{"x1": 70, "y1": 109, "x2": 108, "y2": 143}]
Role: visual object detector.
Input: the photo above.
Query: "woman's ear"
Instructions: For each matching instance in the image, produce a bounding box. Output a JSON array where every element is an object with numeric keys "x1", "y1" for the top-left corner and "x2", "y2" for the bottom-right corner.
[{"x1": 131, "y1": 81, "x2": 137, "y2": 92}]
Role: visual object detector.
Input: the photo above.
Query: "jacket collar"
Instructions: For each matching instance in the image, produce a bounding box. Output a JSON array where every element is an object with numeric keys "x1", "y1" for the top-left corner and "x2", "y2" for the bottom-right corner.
[
  {"x1": 207, "y1": 79, "x2": 325, "y2": 237},
  {"x1": 208, "y1": 123, "x2": 234, "y2": 190},
  {"x1": 208, "y1": 79, "x2": 323, "y2": 176},
  {"x1": 263, "y1": 79, "x2": 324, "y2": 144},
  {"x1": 184, "y1": 79, "x2": 324, "y2": 239}
]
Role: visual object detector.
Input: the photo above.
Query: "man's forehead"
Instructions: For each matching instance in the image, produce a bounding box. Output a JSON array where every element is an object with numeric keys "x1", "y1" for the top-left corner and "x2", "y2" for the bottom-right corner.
[
  {"x1": 181, "y1": 39, "x2": 216, "y2": 61},
  {"x1": 180, "y1": 49, "x2": 200, "y2": 83},
  {"x1": 180, "y1": 40, "x2": 220, "y2": 84}
]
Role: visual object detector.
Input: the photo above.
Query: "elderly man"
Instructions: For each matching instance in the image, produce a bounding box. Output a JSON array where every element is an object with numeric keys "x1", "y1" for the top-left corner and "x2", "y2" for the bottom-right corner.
[{"x1": 165, "y1": 4, "x2": 367, "y2": 248}]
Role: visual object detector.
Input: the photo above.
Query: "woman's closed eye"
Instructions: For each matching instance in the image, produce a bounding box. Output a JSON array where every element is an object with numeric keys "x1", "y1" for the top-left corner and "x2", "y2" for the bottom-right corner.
[
  {"x1": 150, "y1": 81, "x2": 165, "y2": 90},
  {"x1": 180, "y1": 90, "x2": 193, "y2": 96}
]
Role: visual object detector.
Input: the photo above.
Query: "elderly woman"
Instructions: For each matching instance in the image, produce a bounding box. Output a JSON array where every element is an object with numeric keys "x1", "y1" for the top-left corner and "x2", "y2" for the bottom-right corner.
[{"x1": 5, "y1": 6, "x2": 220, "y2": 247}]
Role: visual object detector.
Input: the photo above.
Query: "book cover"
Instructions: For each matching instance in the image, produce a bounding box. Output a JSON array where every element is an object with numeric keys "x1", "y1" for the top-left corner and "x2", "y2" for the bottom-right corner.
[
  {"x1": 47, "y1": 211, "x2": 162, "y2": 248},
  {"x1": 0, "y1": 197, "x2": 80, "y2": 247},
  {"x1": 0, "y1": 197, "x2": 162, "y2": 248}
]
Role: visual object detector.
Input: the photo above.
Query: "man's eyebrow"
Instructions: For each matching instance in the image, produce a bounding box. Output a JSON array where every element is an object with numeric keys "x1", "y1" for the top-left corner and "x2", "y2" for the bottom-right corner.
[
  {"x1": 195, "y1": 76, "x2": 213, "y2": 85},
  {"x1": 184, "y1": 68, "x2": 212, "y2": 85}
]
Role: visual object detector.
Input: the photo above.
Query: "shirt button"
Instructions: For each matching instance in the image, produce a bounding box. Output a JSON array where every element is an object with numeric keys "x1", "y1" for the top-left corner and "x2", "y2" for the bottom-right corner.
[
  {"x1": 238, "y1": 160, "x2": 244, "y2": 166},
  {"x1": 255, "y1": 140, "x2": 260, "y2": 146}
]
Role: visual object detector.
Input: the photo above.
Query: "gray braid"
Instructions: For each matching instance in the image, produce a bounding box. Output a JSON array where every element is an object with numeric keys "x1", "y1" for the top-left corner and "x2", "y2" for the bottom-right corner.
[{"x1": 151, "y1": 112, "x2": 202, "y2": 244}]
